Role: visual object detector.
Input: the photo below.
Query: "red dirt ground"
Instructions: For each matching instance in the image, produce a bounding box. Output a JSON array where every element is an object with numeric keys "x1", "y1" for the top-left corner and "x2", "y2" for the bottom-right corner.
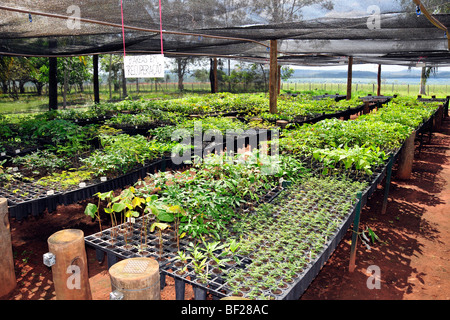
[{"x1": 1, "y1": 118, "x2": 449, "y2": 301}]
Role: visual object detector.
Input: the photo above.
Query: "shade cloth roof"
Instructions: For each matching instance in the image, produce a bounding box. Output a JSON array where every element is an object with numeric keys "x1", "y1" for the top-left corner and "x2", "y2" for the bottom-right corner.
[{"x1": 0, "y1": 0, "x2": 449, "y2": 66}]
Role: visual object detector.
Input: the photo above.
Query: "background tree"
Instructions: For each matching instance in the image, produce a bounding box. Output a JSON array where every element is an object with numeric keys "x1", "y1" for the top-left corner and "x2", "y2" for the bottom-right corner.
[
  {"x1": 100, "y1": 54, "x2": 124, "y2": 98},
  {"x1": 419, "y1": 67, "x2": 437, "y2": 95},
  {"x1": 192, "y1": 68, "x2": 210, "y2": 83},
  {"x1": 172, "y1": 57, "x2": 194, "y2": 91}
]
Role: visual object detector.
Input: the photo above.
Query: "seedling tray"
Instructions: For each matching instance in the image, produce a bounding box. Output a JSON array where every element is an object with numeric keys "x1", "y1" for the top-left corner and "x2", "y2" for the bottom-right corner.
[
  {"x1": 5, "y1": 157, "x2": 168, "y2": 220},
  {"x1": 85, "y1": 214, "x2": 177, "y2": 269}
]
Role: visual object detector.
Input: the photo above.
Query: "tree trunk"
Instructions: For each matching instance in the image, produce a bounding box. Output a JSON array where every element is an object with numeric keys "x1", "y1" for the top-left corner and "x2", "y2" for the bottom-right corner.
[
  {"x1": 177, "y1": 59, "x2": 184, "y2": 91},
  {"x1": 19, "y1": 80, "x2": 26, "y2": 94},
  {"x1": 420, "y1": 67, "x2": 427, "y2": 95},
  {"x1": 2, "y1": 82, "x2": 8, "y2": 94},
  {"x1": 34, "y1": 82, "x2": 44, "y2": 96}
]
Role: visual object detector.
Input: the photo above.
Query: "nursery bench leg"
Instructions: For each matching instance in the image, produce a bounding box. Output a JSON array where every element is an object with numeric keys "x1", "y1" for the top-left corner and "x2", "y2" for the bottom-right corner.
[
  {"x1": 381, "y1": 157, "x2": 394, "y2": 215},
  {"x1": 107, "y1": 252, "x2": 118, "y2": 268},
  {"x1": 175, "y1": 278, "x2": 185, "y2": 300},
  {"x1": 95, "y1": 249, "x2": 105, "y2": 264},
  {"x1": 349, "y1": 192, "x2": 362, "y2": 273}
]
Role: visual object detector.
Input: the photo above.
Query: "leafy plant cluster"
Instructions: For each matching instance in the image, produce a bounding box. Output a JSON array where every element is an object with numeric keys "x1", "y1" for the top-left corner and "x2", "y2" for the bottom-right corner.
[
  {"x1": 132, "y1": 152, "x2": 307, "y2": 240},
  {"x1": 279, "y1": 97, "x2": 438, "y2": 176},
  {"x1": 148, "y1": 116, "x2": 251, "y2": 143},
  {"x1": 257, "y1": 95, "x2": 362, "y2": 122},
  {"x1": 358, "y1": 97, "x2": 440, "y2": 129},
  {"x1": 80, "y1": 133, "x2": 176, "y2": 177}
]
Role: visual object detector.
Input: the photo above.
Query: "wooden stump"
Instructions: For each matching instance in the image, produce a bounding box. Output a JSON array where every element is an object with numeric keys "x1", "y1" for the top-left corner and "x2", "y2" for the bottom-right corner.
[
  {"x1": 396, "y1": 131, "x2": 416, "y2": 180},
  {"x1": 0, "y1": 198, "x2": 16, "y2": 297},
  {"x1": 47, "y1": 229, "x2": 92, "y2": 300},
  {"x1": 109, "y1": 257, "x2": 160, "y2": 300}
]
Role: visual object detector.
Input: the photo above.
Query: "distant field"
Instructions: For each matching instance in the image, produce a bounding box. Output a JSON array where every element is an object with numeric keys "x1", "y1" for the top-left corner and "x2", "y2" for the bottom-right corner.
[
  {"x1": 1, "y1": 81, "x2": 448, "y2": 116},
  {"x1": 281, "y1": 82, "x2": 450, "y2": 97}
]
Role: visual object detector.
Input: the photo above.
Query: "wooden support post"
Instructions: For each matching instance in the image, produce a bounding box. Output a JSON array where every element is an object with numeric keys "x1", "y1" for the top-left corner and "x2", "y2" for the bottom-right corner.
[
  {"x1": 214, "y1": 58, "x2": 218, "y2": 93},
  {"x1": 397, "y1": 131, "x2": 416, "y2": 180},
  {"x1": 269, "y1": 40, "x2": 278, "y2": 114},
  {"x1": 122, "y1": 66, "x2": 128, "y2": 98},
  {"x1": 109, "y1": 257, "x2": 160, "y2": 300},
  {"x1": 363, "y1": 101, "x2": 370, "y2": 114},
  {"x1": 346, "y1": 56, "x2": 353, "y2": 100},
  {"x1": 0, "y1": 198, "x2": 16, "y2": 298},
  {"x1": 277, "y1": 65, "x2": 281, "y2": 95},
  {"x1": 49, "y1": 57, "x2": 58, "y2": 110},
  {"x1": 349, "y1": 192, "x2": 363, "y2": 273},
  {"x1": 381, "y1": 157, "x2": 394, "y2": 214},
  {"x1": 47, "y1": 229, "x2": 92, "y2": 300},
  {"x1": 210, "y1": 58, "x2": 218, "y2": 93},
  {"x1": 93, "y1": 55, "x2": 100, "y2": 104},
  {"x1": 377, "y1": 64, "x2": 381, "y2": 96}
]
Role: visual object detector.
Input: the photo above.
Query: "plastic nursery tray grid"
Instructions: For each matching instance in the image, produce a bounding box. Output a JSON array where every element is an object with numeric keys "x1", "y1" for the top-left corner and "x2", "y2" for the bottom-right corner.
[
  {"x1": 162, "y1": 146, "x2": 402, "y2": 300},
  {"x1": 4, "y1": 157, "x2": 171, "y2": 221},
  {"x1": 84, "y1": 214, "x2": 177, "y2": 269},
  {"x1": 83, "y1": 184, "x2": 285, "y2": 298},
  {"x1": 158, "y1": 184, "x2": 363, "y2": 301}
]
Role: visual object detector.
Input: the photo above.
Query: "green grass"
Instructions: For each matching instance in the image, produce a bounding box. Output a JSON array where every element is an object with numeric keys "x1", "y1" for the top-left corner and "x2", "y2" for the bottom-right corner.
[{"x1": 282, "y1": 82, "x2": 449, "y2": 98}]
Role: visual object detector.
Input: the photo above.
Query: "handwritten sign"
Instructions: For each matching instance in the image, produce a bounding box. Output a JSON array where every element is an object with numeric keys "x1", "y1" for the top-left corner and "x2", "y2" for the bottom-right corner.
[{"x1": 124, "y1": 55, "x2": 165, "y2": 78}]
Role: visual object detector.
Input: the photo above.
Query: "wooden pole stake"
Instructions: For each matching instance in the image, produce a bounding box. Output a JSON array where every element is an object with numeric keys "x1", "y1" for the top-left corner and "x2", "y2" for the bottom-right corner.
[
  {"x1": 47, "y1": 229, "x2": 92, "y2": 300},
  {"x1": 269, "y1": 39, "x2": 278, "y2": 114},
  {"x1": 346, "y1": 56, "x2": 353, "y2": 100},
  {"x1": 93, "y1": 55, "x2": 100, "y2": 104},
  {"x1": 349, "y1": 192, "x2": 363, "y2": 273},
  {"x1": 397, "y1": 131, "x2": 416, "y2": 180},
  {"x1": 0, "y1": 198, "x2": 16, "y2": 298},
  {"x1": 377, "y1": 64, "x2": 381, "y2": 96}
]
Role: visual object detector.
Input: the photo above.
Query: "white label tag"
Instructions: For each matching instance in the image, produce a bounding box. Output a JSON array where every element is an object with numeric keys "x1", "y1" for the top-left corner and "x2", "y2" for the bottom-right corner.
[
  {"x1": 124, "y1": 54, "x2": 165, "y2": 78},
  {"x1": 100, "y1": 177, "x2": 107, "y2": 182},
  {"x1": 15, "y1": 149, "x2": 20, "y2": 154},
  {"x1": 127, "y1": 217, "x2": 136, "y2": 224},
  {"x1": 47, "y1": 190, "x2": 55, "y2": 196},
  {"x1": 79, "y1": 182, "x2": 86, "y2": 188},
  {"x1": 1, "y1": 152, "x2": 5, "y2": 156},
  {"x1": 13, "y1": 167, "x2": 18, "y2": 172}
]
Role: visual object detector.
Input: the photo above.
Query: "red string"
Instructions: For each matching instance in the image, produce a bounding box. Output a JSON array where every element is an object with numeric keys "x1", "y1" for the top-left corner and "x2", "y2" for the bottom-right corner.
[
  {"x1": 121, "y1": 0, "x2": 126, "y2": 56},
  {"x1": 159, "y1": 0, "x2": 164, "y2": 55}
]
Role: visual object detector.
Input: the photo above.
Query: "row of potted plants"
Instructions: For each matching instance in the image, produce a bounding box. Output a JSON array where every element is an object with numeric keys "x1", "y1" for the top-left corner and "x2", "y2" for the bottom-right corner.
[
  {"x1": 81, "y1": 95, "x2": 441, "y2": 300},
  {"x1": 279, "y1": 97, "x2": 440, "y2": 177}
]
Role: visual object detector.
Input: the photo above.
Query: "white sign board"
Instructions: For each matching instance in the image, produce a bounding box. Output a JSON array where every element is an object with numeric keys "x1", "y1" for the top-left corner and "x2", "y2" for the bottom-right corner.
[{"x1": 124, "y1": 54, "x2": 165, "y2": 78}]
